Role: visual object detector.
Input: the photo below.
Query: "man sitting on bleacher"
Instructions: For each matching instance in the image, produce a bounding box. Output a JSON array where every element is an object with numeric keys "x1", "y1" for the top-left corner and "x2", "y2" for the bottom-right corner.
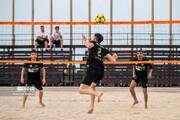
[
  {"x1": 49, "y1": 26, "x2": 63, "y2": 51},
  {"x1": 34, "y1": 25, "x2": 49, "y2": 51}
]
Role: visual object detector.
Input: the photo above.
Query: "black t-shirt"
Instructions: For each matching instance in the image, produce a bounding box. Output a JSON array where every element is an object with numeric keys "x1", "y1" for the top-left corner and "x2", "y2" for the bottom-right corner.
[
  {"x1": 24, "y1": 62, "x2": 43, "y2": 80},
  {"x1": 133, "y1": 58, "x2": 153, "y2": 78},
  {"x1": 86, "y1": 41, "x2": 109, "y2": 70}
]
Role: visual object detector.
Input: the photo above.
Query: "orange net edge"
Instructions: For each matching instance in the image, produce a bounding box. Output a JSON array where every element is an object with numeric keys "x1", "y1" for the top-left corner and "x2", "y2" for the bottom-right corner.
[
  {"x1": 0, "y1": 60, "x2": 180, "y2": 64},
  {"x1": 0, "y1": 20, "x2": 180, "y2": 25}
]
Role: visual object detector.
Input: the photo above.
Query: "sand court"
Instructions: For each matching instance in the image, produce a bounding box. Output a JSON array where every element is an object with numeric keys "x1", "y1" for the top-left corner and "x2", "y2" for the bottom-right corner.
[{"x1": 0, "y1": 87, "x2": 180, "y2": 120}]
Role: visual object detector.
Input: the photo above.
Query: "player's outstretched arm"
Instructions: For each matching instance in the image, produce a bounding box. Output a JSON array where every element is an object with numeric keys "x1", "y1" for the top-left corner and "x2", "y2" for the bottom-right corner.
[
  {"x1": 106, "y1": 53, "x2": 118, "y2": 63},
  {"x1": 82, "y1": 35, "x2": 94, "y2": 49}
]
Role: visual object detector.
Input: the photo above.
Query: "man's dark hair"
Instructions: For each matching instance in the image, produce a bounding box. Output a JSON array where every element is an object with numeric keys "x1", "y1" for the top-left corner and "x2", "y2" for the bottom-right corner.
[
  {"x1": 55, "y1": 26, "x2": 59, "y2": 29},
  {"x1": 40, "y1": 25, "x2": 44, "y2": 28},
  {"x1": 94, "y1": 33, "x2": 103, "y2": 43},
  {"x1": 30, "y1": 49, "x2": 37, "y2": 54}
]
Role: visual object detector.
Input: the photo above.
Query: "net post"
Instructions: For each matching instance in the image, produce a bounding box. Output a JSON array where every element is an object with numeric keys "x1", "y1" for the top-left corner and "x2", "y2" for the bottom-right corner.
[{"x1": 131, "y1": 0, "x2": 134, "y2": 59}]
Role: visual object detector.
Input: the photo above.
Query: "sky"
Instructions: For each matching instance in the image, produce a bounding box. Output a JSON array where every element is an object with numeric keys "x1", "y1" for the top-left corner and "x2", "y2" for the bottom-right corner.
[
  {"x1": 0, "y1": 0, "x2": 180, "y2": 46},
  {"x1": 0, "y1": 0, "x2": 180, "y2": 21}
]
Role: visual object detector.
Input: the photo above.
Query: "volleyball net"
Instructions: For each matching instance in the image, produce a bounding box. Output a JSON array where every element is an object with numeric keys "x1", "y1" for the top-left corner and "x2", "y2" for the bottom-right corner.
[
  {"x1": 0, "y1": 20, "x2": 180, "y2": 86},
  {"x1": 0, "y1": 20, "x2": 180, "y2": 46},
  {"x1": 0, "y1": 60, "x2": 180, "y2": 65},
  {"x1": 0, "y1": 20, "x2": 180, "y2": 65}
]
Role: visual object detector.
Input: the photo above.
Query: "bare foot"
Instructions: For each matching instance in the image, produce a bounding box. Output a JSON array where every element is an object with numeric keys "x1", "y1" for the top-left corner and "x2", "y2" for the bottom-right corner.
[
  {"x1": 145, "y1": 105, "x2": 148, "y2": 109},
  {"x1": 22, "y1": 104, "x2": 25, "y2": 108},
  {"x1": 87, "y1": 108, "x2": 94, "y2": 114},
  {"x1": 133, "y1": 100, "x2": 139, "y2": 106},
  {"x1": 40, "y1": 102, "x2": 45, "y2": 107},
  {"x1": 97, "y1": 92, "x2": 103, "y2": 103}
]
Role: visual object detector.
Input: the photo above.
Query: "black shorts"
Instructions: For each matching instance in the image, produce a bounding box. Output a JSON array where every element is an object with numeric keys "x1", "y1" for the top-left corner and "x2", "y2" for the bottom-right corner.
[
  {"x1": 133, "y1": 77, "x2": 148, "y2": 88},
  {"x1": 36, "y1": 39, "x2": 49, "y2": 46},
  {"x1": 26, "y1": 79, "x2": 43, "y2": 90},
  {"x1": 53, "y1": 40, "x2": 61, "y2": 46},
  {"x1": 82, "y1": 68, "x2": 104, "y2": 86}
]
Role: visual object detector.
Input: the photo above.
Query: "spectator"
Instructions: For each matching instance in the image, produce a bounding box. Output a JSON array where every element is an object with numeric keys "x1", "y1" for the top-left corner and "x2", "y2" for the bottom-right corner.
[
  {"x1": 49, "y1": 26, "x2": 63, "y2": 51},
  {"x1": 34, "y1": 26, "x2": 49, "y2": 51}
]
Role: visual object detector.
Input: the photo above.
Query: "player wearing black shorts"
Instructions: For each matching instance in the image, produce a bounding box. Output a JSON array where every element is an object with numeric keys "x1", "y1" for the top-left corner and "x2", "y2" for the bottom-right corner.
[
  {"x1": 79, "y1": 33, "x2": 118, "y2": 114},
  {"x1": 129, "y1": 51, "x2": 153, "y2": 109},
  {"x1": 20, "y1": 50, "x2": 46, "y2": 108}
]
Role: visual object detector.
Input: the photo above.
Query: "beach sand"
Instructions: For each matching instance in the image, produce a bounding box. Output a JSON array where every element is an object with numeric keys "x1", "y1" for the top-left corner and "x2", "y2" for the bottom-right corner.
[{"x1": 0, "y1": 87, "x2": 180, "y2": 120}]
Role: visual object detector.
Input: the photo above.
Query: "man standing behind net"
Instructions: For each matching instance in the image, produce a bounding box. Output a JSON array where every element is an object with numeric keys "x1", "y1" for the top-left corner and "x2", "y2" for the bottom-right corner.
[
  {"x1": 129, "y1": 50, "x2": 153, "y2": 109},
  {"x1": 20, "y1": 50, "x2": 46, "y2": 108}
]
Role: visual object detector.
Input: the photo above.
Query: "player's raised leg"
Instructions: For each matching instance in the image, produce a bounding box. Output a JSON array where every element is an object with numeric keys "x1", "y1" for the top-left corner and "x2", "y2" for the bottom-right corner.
[{"x1": 79, "y1": 84, "x2": 103, "y2": 100}]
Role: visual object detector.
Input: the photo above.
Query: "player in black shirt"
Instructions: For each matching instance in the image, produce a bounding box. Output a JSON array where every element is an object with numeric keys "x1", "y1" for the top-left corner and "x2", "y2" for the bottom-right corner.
[
  {"x1": 79, "y1": 33, "x2": 118, "y2": 114},
  {"x1": 20, "y1": 50, "x2": 46, "y2": 108},
  {"x1": 129, "y1": 51, "x2": 153, "y2": 109}
]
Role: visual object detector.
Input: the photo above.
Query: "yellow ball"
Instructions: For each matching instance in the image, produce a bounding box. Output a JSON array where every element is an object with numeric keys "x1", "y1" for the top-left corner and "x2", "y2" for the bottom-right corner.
[{"x1": 95, "y1": 14, "x2": 106, "y2": 24}]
